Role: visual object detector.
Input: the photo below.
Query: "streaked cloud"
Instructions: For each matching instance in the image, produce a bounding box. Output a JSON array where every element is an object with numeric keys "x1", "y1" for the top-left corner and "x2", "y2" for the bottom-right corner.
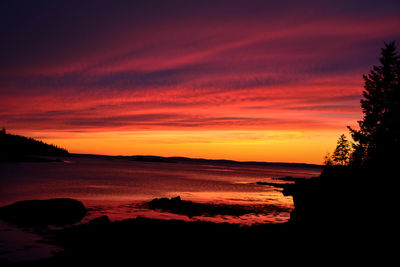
[{"x1": 1, "y1": 0, "x2": 399, "y2": 163}]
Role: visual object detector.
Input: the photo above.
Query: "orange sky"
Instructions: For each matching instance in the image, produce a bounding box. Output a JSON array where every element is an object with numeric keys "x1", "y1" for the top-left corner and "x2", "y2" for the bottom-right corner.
[
  {"x1": 1, "y1": 1, "x2": 399, "y2": 164},
  {"x1": 31, "y1": 129, "x2": 349, "y2": 164}
]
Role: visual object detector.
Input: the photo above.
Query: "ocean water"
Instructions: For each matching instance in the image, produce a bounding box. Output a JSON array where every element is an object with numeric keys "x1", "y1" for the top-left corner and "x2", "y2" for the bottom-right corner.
[
  {"x1": 0, "y1": 155, "x2": 321, "y2": 224},
  {"x1": 0, "y1": 155, "x2": 321, "y2": 262}
]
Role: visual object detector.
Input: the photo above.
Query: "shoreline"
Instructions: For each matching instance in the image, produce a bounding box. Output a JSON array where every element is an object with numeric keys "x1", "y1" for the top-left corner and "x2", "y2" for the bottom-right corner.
[
  {"x1": 0, "y1": 199, "x2": 292, "y2": 266},
  {"x1": 1, "y1": 170, "x2": 396, "y2": 266},
  {"x1": 3, "y1": 161, "x2": 396, "y2": 265}
]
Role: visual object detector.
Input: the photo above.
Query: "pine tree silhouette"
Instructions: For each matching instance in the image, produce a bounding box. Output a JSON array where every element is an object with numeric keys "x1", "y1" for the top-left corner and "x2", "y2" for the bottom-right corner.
[
  {"x1": 332, "y1": 134, "x2": 351, "y2": 166},
  {"x1": 348, "y1": 41, "x2": 400, "y2": 168}
]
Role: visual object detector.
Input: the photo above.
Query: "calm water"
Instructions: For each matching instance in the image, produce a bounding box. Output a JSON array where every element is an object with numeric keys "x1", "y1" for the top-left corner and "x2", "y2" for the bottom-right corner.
[
  {"x1": 0, "y1": 155, "x2": 321, "y2": 262},
  {"x1": 0, "y1": 155, "x2": 321, "y2": 224}
]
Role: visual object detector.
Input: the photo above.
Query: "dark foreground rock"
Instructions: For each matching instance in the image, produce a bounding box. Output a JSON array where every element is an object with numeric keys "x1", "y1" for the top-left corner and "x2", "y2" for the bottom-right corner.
[
  {"x1": 283, "y1": 166, "x2": 397, "y2": 265},
  {"x1": 36, "y1": 216, "x2": 297, "y2": 266},
  {"x1": 0, "y1": 198, "x2": 86, "y2": 226},
  {"x1": 20, "y1": 214, "x2": 389, "y2": 266},
  {"x1": 3, "y1": 194, "x2": 395, "y2": 266}
]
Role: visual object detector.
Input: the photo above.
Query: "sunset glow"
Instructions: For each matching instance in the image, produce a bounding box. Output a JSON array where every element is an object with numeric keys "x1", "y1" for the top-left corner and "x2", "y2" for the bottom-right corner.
[{"x1": 1, "y1": 1, "x2": 400, "y2": 164}]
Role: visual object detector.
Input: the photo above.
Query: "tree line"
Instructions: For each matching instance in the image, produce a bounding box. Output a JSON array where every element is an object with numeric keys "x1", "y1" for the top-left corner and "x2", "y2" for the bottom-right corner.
[{"x1": 0, "y1": 130, "x2": 69, "y2": 161}]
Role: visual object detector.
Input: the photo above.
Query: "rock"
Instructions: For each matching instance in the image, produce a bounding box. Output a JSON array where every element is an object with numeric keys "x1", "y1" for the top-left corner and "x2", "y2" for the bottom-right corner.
[
  {"x1": 145, "y1": 196, "x2": 283, "y2": 218},
  {"x1": 0, "y1": 198, "x2": 86, "y2": 226},
  {"x1": 49, "y1": 215, "x2": 294, "y2": 266},
  {"x1": 88, "y1": 215, "x2": 110, "y2": 226}
]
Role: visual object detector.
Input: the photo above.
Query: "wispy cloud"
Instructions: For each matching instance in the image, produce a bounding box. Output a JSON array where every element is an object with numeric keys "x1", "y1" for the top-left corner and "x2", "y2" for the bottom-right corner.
[{"x1": 1, "y1": 1, "x2": 399, "y2": 162}]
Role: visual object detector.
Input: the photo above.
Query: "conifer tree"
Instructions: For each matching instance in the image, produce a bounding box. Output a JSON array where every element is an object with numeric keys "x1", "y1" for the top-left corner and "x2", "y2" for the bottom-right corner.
[
  {"x1": 332, "y1": 134, "x2": 351, "y2": 166},
  {"x1": 348, "y1": 41, "x2": 400, "y2": 168}
]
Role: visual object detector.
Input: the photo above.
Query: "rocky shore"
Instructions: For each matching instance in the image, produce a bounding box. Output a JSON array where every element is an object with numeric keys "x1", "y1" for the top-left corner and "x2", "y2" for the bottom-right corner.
[
  {"x1": 282, "y1": 166, "x2": 397, "y2": 265},
  {"x1": 1, "y1": 175, "x2": 396, "y2": 266},
  {"x1": 145, "y1": 196, "x2": 289, "y2": 218},
  {"x1": 0, "y1": 198, "x2": 294, "y2": 266}
]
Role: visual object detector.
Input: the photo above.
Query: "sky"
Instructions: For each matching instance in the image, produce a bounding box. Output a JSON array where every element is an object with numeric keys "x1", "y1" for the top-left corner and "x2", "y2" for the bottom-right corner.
[{"x1": 1, "y1": 0, "x2": 400, "y2": 164}]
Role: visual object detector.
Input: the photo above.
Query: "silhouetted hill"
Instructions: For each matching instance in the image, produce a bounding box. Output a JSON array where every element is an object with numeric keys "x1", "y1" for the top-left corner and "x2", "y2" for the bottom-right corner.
[
  {"x1": 122, "y1": 155, "x2": 322, "y2": 169},
  {"x1": 0, "y1": 130, "x2": 68, "y2": 161}
]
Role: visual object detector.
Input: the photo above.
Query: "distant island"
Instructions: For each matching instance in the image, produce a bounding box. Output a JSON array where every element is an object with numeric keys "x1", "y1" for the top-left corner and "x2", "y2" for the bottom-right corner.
[
  {"x1": 0, "y1": 129, "x2": 69, "y2": 162},
  {"x1": 121, "y1": 155, "x2": 322, "y2": 169}
]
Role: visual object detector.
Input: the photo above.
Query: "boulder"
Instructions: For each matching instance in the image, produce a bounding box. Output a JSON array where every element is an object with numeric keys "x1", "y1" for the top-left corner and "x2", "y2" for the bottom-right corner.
[{"x1": 0, "y1": 198, "x2": 86, "y2": 226}]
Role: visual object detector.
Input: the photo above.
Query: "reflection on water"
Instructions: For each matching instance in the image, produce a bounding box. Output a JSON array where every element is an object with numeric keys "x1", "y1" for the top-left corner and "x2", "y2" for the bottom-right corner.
[
  {"x1": 0, "y1": 155, "x2": 321, "y2": 262},
  {"x1": 0, "y1": 155, "x2": 321, "y2": 224}
]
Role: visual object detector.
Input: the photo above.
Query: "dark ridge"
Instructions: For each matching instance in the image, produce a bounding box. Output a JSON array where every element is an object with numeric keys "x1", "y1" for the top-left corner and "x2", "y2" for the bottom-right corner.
[
  {"x1": 116, "y1": 154, "x2": 322, "y2": 169},
  {"x1": 167, "y1": 156, "x2": 323, "y2": 168},
  {"x1": 68, "y1": 154, "x2": 322, "y2": 169},
  {"x1": 0, "y1": 129, "x2": 68, "y2": 162},
  {"x1": 125, "y1": 155, "x2": 176, "y2": 163}
]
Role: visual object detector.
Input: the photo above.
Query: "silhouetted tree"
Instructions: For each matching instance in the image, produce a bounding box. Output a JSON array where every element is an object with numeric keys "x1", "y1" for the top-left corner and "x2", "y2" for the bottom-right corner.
[
  {"x1": 331, "y1": 134, "x2": 352, "y2": 166},
  {"x1": 348, "y1": 41, "x2": 400, "y2": 168},
  {"x1": 323, "y1": 152, "x2": 333, "y2": 166}
]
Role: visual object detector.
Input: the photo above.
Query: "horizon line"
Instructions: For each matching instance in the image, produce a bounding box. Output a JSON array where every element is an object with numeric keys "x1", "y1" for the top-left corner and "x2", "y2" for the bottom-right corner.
[{"x1": 68, "y1": 152, "x2": 323, "y2": 167}]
